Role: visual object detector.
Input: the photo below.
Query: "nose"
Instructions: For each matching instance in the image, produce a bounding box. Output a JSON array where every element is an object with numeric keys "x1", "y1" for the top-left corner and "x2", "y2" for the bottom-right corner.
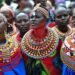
[
  {"x1": 61, "y1": 16, "x2": 65, "y2": 20},
  {"x1": 31, "y1": 17, "x2": 36, "y2": 21},
  {"x1": 21, "y1": 21, "x2": 25, "y2": 25}
]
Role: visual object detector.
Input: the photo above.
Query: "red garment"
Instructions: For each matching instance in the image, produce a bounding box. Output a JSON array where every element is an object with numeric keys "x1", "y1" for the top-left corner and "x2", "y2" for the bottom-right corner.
[
  {"x1": 42, "y1": 39, "x2": 62, "y2": 75},
  {"x1": 16, "y1": 33, "x2": 21, "y2": 42},
  {"x1": 32, "y1": 24, "x2": 48, "y2": 40},
  {"x1": 0, "y1": 34, "x2": 22, "y2": 72},
  {"x1": 21, "y1": 22, "x2": 62, "y2": 75},
  {"x1": 31, "y1": 24, "x2": 62, "y2": 75},
  {"x1": 48, "y1": 22, "x2": 56, "y2": 28},
  {"x1": 16, "y1": 33, "x2": 28, "y2": 62}
]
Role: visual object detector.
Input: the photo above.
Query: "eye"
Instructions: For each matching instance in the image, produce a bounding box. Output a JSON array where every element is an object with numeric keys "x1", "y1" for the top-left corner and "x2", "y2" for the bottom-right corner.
[
  {"x1": 36, "y1": 15, "x2": 41, "y2": 18},
  {"x1": 17, "y1": 20, "x2": 22, "y2": 23},
  {"x1": 24, "y1": 19, "x2": 28, "y2": 22},
  {"x1": 64, "y1": 14, "x2": 68, "y2": 17},
  {"x1": 56, "y1": 15, "x2": 62, "y2": 19},
  {"x1": 30, "y1": 15, "x2": 34, "y2": 18}
]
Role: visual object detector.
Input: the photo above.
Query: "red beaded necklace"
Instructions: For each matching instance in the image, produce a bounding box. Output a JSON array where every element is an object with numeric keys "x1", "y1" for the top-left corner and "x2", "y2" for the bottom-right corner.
[{"x1": 21, "y1": 28, "x2": 59, "y2": 59}]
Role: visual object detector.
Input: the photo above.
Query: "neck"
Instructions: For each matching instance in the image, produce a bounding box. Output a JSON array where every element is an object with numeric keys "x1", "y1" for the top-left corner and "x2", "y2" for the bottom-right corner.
[
  {"x1": 57, "y1": 25, "x2": 68, "y2": 33},
  {"x1": 32, "y1": 23, "x2": 47, "y2": 39},
  {"x1": 20, "y1": 31, "x2": 26, "y2": 38},
  {"x1": 0, "y1": 33, "x2": 6, "y2": 44}
]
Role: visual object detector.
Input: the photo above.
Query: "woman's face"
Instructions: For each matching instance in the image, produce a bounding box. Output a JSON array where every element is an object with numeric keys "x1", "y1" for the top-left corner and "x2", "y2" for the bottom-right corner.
[
  {"x1": 30, "y1": 10, "x2": 45, "y2": 29},
  {"x1": 16, "y1": 13, "x2": 30, "y2": 33},
  {"x1": 55, "y1": 9, "x2": 69, "y2": 27}
]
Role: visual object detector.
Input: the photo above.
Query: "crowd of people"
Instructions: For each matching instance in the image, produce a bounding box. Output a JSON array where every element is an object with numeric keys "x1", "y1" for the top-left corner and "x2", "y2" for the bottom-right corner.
[{"x1": 0, "y1": 0, "x2": 75, "y2": 75}]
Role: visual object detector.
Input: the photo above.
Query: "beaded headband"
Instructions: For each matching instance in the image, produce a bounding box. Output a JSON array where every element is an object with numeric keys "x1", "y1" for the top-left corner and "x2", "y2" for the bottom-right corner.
[{"x1": 33, "y1": 4, "x2": 49, "y2": 19}]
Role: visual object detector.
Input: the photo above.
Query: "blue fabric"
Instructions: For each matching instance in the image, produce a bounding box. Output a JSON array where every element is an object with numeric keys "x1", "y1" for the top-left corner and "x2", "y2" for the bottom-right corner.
[
  {"x1": 46, "y1": 10, "x2": 54, "y2": 25},
  {"x1": 4, "y1": 59, "x2": 26, "y2": 75},
  {"x1": 53, "y1": 56, "x2": 63, "y2": 69},
  {"x1": 62, "y1": 64, "x2": 75, "y2": 75}
]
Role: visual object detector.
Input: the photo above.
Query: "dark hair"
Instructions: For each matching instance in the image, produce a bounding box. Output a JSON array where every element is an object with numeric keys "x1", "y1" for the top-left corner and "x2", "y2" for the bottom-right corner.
[{"x1": 5, "y1": 0, "x2": 12, "y2": 5}]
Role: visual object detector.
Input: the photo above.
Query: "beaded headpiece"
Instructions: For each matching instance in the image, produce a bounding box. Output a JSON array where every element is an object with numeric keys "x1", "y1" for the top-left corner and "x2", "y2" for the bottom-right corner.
[{"x1": 33, "y1": 3, "x2": 49, "y2": 19}]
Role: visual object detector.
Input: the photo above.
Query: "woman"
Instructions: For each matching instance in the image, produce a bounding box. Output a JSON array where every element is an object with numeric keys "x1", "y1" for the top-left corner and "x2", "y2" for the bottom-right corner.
[
  {"x1": 48, "y1": 6, "x2": 73, "y2": 73},
  {"x1": 0, "y1": 6, "x2": 19, "y2": 37},
  {"x1": 21, "y1": 4, "x2": 61, "y2": 75},
  {"x1": 15, "y1": 0, "x2": 34, "y2": 16},
  {"x1": 0, "y1": 13, "x2": 26, "y2": 75},
  {"x1": 15, "y1": 12, "x2": 30, "y2": 40},
  {"x1": 52, "y1": 6, "x2": 73, "y2": 41},
  {"x1": 61, "y1": 32, "x2": 75, "y2": 75}
]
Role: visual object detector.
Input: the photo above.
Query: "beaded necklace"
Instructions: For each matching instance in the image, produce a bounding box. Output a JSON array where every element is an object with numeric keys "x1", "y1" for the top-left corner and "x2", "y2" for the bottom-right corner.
[
  {"x1": 61, "y1": 35, "x2": 75, "y2": 71},
  {"x1": 21, "y1": 28, "x2": 59, "y2": 59},
  {"x1": 0, "y1": 33, "x2": 18, "y2": 63},
  {"x1": 54, "y1": 25, "x2": 73, "y2": 37}
]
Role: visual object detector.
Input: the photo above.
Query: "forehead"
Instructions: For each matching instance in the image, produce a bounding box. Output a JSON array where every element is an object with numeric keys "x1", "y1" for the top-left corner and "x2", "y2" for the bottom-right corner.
[
  {"x1": 30, "y1": 10, "x2": 43, "y2": 17},
  {"x1": 55, "y1": 8, "x2": 67, "y2": 15},
  {"x1": 16, "y1": 14, "x2": 29, "y2": 20}
]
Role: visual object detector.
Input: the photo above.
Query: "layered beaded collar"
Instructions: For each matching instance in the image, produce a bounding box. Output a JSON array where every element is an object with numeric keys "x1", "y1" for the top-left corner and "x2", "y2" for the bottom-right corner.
[
  {"x1": 53, "y1": 25, "x2": 73, "y2": 37},
  {"x1": 21, "y1": 28, "x2": 59, "y2": 59},
  {"x1": 0, "y1": 33, "x2": 19, "y2": 64},
  {"x1": 61, "y1": 33, "x2": 75, "y2": 71}
]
